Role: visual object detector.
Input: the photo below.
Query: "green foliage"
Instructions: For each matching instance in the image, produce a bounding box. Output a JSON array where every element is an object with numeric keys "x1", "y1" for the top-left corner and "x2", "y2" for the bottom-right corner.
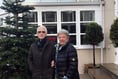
[
  {"x1": 84, "y1": 22, "x2": 104, "y2": 45},
  {"x1": 0, "y1": 0, "x2": 36, "y2": 79},
  {"x1": 1, "y1": 0, "x2": 34, "y2": 14},
  {"x1": 110, "y1": 18, "x2": 118, "y2": 47}
]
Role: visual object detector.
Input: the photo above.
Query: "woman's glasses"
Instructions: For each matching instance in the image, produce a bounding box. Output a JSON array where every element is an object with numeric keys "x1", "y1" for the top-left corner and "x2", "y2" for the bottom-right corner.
[{"x1": 37, "y1": 31, "x2": 46, "y2": 33}]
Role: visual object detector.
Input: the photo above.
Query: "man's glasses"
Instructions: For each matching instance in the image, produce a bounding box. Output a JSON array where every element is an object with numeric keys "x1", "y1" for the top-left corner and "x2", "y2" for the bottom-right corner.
[{"x1": 37, "y1": 31, "x2": 46, "y2": 33}]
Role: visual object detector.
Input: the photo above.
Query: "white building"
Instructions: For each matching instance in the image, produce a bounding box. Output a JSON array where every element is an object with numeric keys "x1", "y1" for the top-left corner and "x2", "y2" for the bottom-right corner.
[
  {"x1": 115, "y1": 0, "x2": 118, "y2": 16},
  {"x1": 22, "y1": 0, "x2": 104, "y2": 49},
  {"x1": 0, "y1": 0, "x2": 116, "y2": 74}
]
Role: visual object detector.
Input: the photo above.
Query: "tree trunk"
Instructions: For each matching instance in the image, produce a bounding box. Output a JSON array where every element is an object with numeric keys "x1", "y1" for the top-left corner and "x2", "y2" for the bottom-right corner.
[{"x1": 93, "y1": 44, "x2": 96, "y2": 67}]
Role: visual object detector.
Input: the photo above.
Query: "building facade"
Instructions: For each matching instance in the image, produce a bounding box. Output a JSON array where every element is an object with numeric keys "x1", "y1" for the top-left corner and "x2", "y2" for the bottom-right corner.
[
  {"x1": 0, "y1": 0, "x2": 115, "y2": 74},
  {"x1": 115, "y1": 0, "x2": 118, "y2": 16}
]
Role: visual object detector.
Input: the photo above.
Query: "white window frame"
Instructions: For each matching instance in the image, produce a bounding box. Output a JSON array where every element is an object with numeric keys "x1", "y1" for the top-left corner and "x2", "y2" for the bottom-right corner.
[
  {"x1": 35, "y1": 6, "x2": 103, "y2": 49},
  {"x1": 24, "y1": 0, "x2": 100, "y2": 2}
]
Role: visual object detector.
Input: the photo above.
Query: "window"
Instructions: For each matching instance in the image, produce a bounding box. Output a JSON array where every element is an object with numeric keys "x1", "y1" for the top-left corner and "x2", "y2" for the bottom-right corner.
[
  {"x1": 42, "y1": 11, "x2": 76, "y2": 44},
  {"x1": 42, "y1": 11, "x2": 57, "y2": 43},
  {"x1": 61, "y1": 11, "x2": 75, "y2": 22},
  {"x1": 27, "y1": 12, "x2": 38, "y2": 22},
  {"x1": 80, "y1": 11, "x2": 95, "y2": 21},
  {"x1": 24, "y1": 12, "x2": 38, "y2": 29},
  {"x1": 41, "y1": 10, "x2": 95, "y2": 46},
  {"x1": 61, "y1": 11, "x2": 76, "y2": 45},
  {"x1": 30, "y1": 9, "x2": 101, "y2": 48},
  {"x1": 43, "y1": 24, "x2": 57, "y2": 34},
  {"x1": 80, "y1": 11, "x2": 95, "y2": 45},
  {"x1": 42, "y1": 11, "x2": 57, "y2": 22}
]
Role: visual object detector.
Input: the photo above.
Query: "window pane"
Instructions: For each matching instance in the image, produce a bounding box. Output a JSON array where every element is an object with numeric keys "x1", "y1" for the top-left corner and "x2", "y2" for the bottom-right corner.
[
  {"x1": 43, "y1": 24, "x2": 57, "y2": 34},
  {"x1": 62, "y1": 23, "x2": 76, "y2": 33},
  {"x1": 61, "y1": 11, "x2": 76, "y2": 22},
  {"x1": 69, "y1": 35, "x2": 76, "y2": 45},
  {"x1": 80, "y1": 11, "x2": 95, "y2": 21},
  {"x1": 81, "y1": 35, "x2": 87, "y2": 45},
  {"x1": 42, "y1": 11, "x2": 57, "y2": 22},
  {"x1": 27, "y1": 12, "x2": 38, "y2": 22},
  {"x1": 80, "y1": 23, "x2": 88, "y2": 33}
]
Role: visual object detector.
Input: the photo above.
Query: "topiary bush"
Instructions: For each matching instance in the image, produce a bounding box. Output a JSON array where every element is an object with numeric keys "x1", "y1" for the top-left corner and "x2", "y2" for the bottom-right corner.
[
  {"x1": 110, "y1": 18, "x2": 118, "y2": 47},
  {"x1": 84, "y1": 22, "x2": 104, "y2": 66}
]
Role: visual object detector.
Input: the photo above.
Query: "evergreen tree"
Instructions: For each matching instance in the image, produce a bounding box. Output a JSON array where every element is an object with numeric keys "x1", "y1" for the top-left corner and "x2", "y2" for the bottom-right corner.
[{"x1": 0, "y1": 0, "x2": 36, "y2": 79}]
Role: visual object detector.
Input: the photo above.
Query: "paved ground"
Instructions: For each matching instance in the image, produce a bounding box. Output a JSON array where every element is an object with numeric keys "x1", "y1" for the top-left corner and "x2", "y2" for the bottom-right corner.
[{"x1": 80, "y1": 74, "x2": 91, "y2": 79}]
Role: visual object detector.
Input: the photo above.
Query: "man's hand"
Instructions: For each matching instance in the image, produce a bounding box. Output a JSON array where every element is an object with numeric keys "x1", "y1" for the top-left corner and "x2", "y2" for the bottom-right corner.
[{"x1": 51, "y1": 60, "x2": 55, "y2": 67}]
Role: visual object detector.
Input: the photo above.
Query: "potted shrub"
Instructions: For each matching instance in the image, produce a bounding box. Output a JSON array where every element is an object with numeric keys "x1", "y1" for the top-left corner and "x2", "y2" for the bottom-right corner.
[
  {"x1": 110, "y1": 18, "x2": 118, "y2": 64},
  {"x1": 84, "y1": 22, "x2": 104, "y2": 67},
  {"x1": 110, "y1": 18, "x2": 118, "y2": 47}
]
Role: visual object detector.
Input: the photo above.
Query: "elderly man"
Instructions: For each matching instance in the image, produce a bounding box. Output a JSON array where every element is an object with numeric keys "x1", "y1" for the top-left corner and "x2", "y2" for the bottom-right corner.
[{"x1": 28, "y1": 25, "x2": 55, "y2": 79}]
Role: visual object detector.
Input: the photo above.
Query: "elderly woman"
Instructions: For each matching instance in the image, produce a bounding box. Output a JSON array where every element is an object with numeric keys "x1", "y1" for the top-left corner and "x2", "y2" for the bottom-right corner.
[
  {"x1": 28, "y1": 25, "x2": 55, "y2": 79},
  {"x1": 55, "y1": 29, "x2": 80, "y2": 79}
]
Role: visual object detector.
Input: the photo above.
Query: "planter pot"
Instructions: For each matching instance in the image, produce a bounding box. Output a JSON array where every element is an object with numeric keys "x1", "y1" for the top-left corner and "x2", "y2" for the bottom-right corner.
[{"x1": 115, "y1": 47, "x2": 118, "y2": 65}]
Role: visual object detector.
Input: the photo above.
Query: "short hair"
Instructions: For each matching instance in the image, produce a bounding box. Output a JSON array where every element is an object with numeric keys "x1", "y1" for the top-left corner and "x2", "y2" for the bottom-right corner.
[
  {"x1": 37, "y1": 25, "x2": 47, "y2": 33},
  {"x1": 57, "y1": 29, "x2": 69, "y2": 37}
]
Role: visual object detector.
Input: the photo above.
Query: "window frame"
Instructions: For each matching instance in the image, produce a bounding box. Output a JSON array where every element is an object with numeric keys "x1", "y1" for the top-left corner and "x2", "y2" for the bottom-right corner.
[{"x1": 36, "y1": 7, "x2": 104, "y2": 49}]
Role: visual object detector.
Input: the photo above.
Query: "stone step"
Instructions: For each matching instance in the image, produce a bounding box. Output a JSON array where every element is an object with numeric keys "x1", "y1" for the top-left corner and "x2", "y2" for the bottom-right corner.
[
  {"x1": 88, "y1": 68, "x2": 112, "y2": 79},
  {"x1": 101, "y1": 63, "x2": 118, "y2": 77},
  {"x1": 87, "y1": 63, "x2": 118, "y2": 79}
]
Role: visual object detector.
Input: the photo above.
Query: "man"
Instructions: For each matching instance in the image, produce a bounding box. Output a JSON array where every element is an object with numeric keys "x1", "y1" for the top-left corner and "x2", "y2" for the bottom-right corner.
[
  {"x1": 55, "y1": 29, "x2": 80, "y2": 79},
  {"x1": 28, "y1": 25, "x2": 55, "y2": 79}
]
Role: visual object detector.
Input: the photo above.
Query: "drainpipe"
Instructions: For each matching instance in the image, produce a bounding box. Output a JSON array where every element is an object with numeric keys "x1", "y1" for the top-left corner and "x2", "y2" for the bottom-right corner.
[{"x1": 100, "y1": 0, "x2": 105, "y2": 64}]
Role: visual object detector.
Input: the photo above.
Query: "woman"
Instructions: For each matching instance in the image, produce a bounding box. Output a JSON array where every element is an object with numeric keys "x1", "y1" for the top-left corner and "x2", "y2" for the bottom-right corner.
[{"x1": 55, "y1": 29, "x2": 80, "y2": 79}]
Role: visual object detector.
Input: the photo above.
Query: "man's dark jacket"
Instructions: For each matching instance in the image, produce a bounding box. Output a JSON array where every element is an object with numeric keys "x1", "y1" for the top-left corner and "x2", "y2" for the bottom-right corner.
[{"x1": 28, "y1": 38, "x2": 55, "y2": 79}]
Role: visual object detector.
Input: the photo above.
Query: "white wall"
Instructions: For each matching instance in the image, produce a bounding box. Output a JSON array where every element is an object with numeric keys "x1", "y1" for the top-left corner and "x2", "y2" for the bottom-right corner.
[{"x1": 115, "y1": 0, "x2": 118, "y2": 16}]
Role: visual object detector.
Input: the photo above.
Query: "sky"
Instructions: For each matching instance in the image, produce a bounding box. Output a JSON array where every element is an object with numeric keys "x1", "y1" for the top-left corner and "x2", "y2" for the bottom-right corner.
[{"x1": 0, "y1": 0, "x2": 5, "y2": 15}]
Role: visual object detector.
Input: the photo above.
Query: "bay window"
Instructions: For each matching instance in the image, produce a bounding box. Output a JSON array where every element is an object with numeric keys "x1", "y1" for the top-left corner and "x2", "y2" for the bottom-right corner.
[{"x1": 29, "y1": 10, "x2": 98, "y2": 48}]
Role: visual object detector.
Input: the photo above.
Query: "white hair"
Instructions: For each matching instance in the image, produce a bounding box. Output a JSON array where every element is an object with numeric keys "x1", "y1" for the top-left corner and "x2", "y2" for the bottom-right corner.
[
  {"x1": 57, "y1": 29, "x2": 69, "y2": 37},
  {"x1": 37, "y1": 25, "x2": 47, "y2": 33}
]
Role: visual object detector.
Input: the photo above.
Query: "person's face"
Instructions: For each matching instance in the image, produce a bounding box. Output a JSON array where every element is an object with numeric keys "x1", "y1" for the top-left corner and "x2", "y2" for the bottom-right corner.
[
  {"x1": 58, "y1": 33, "x2": 69, "y2": 46},
  {"x1": 37, "y1": 27, "x2": 47, "y2": 40}
]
